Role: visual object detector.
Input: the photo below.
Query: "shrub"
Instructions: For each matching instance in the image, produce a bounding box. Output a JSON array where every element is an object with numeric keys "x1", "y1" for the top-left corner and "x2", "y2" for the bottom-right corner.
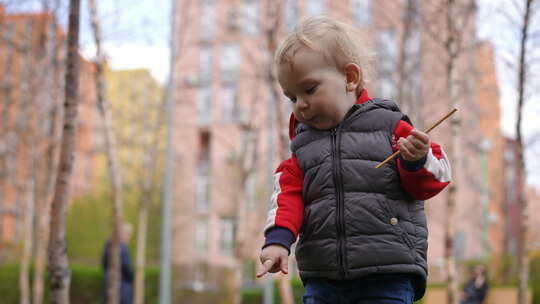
[{"x1": 0, "y1": 264, "x2": 159, "y2": 303}]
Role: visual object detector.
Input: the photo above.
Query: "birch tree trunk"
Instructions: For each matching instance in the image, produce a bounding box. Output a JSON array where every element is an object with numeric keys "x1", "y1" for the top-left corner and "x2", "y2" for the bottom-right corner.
[
  {"x1": 264, "y1": 1, "x2": 294, "y2": 303},
  {"x1": 439, "y1": 1, "x2": 475, "y2": 303},
  {"x1": 134, "y1": 91, "x2": 164, "y2": 304},
  {"x1": 397, "y1": 0, "x2": 415, "y2": 115},
  {"x1": 18, "y1": 19, "x2": 36, "y2": 304},
  {"x1": 47, "y1": 0, "x2": 81, "y2": 302},
  {"x1": 233, "y1": 127, "x2": 259, "y2": 304},
  {"x1": 20, "y1": 178, "x2": 35, "y2": 304},
  {"x1": 444, "y1": 7, "x2": 459, "y2": 300},
  {"x1": 133, "y1": 198, "x2": 149, "y2": 304},
  {"x1": 34, "y1": 9, "x2": 62, "y2": 304},
  {"x1": 232, "y1": 38, "x2": 263, "y2": 302},
  {"x1": 266, "y1": 0, "x2": 289, "y2": 162},
  {"x1": 88, "y1": 0, "x2": 124, "y2": 303},
  {"x1": 34, "y1": 103, "x2": 59, "y2": 304},
  {"x1": 396, "y1": 0, "x2": 423, "y2": 128},
  {"x1": 516, "y1": 1, "x2": 533, "y2": 303}
]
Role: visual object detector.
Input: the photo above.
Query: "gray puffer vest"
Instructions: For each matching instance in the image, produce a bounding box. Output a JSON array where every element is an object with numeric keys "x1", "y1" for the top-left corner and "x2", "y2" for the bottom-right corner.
[{"x1": 291, "y1": 99, "x2": 428, "y2": 300}]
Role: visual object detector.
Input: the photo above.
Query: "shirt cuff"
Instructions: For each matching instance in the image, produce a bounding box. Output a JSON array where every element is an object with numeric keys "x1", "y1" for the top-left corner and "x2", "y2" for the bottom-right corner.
[
  {"x1": 262, "y1": 227, "x2": 295, "y2": 254},
  {"x1": 399, "y1": 155, "x2": 427, "y2": 172}
]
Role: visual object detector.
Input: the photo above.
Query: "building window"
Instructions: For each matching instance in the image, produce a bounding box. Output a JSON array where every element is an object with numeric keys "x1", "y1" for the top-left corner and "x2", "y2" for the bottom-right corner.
[
  {"x1": 196, "y1": 132, "x2": 211, "y2": 212},
  {"x1": 306, "y1": 0, "x2": 326, "y2": 16},
  {"x1": 3, "y1": 131, "x2": 16, "y2": 178},
  {"x1": 376, "y1": 30, "x2": 397, "y2": 98},
  {"x1": 197, "y1": 87, "x2": 212, "y2": 124},
  {"x1": 195, "y1": 219, "x2": 208, "y2": 254},
  {"x1": 352, "y1": 0, "x2": 373, "y2": 26},
  {"x1": 221, "y1": 44, "x2": 240, "y2": 83},
  {"x1": 199, "y1": 46, "x2": 213, "y2": 85},
  {"x1": 402, "y1": 0, "x2": 421, "y2": 23},
  {"x1": 219, "y1": 218, "x2": 235, "y2": 256},
  {"x1": 196, "y1": 164, "x2": 210, "y2": 211},
  {"x1": 285, "y1": 0, "x2": 298, "y2": 30},
  {"x1": 200, "y1": 1, "x2": 215, "y2": 41},
  {"x1": 227, "y1": 6, "x2": 241, "y2": 32},
  {"x1": 243, "y1": 0, "x2": 259, "y2": 35},
  {"x1": 221, "y1": 85, "x2": 238, "y2": 122},
  {"x1": 454, "y1": 231, "x2": 466, "y2": 261}
]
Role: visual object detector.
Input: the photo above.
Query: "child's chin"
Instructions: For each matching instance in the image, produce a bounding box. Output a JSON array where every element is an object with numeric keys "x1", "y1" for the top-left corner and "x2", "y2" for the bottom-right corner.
[{"x1": 309, "y1": 121, "x2": 337, "y2": 130}]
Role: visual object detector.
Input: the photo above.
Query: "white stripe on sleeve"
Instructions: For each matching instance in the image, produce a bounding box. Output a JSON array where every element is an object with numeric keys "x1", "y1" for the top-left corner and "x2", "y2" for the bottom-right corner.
[
  {"x1": 264, "y1": 171, "x2": 282, "y2": 232},
  {"x1": 424, "y1": 148, "x2": 452, "y2": 182}
]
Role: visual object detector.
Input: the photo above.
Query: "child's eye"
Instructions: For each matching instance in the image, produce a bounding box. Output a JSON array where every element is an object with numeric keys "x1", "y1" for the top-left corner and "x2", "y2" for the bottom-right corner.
[
  {"x1": 288, "y1": 97, "x2": 297, "y2": 103},
  {"x1": 306, "y1": 85, "x2": 317, "y2": 94}
]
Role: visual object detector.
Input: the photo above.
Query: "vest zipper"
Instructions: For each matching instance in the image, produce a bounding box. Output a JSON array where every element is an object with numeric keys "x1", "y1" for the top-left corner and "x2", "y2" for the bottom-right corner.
[{"x1": 331, "y1": 128, "x2": 347, "y2": 279}]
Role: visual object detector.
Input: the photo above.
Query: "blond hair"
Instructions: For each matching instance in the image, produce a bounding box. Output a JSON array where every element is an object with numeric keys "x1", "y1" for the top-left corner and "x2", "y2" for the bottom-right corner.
[{"x1": 275, "y1": 16, "x2": 374, "y2": 96}]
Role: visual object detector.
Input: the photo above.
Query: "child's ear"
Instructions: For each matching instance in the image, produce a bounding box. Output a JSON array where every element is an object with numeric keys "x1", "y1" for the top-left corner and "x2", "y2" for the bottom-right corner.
[{"x1": 344, "y1": 63, "x2": 361, "y2": 92}]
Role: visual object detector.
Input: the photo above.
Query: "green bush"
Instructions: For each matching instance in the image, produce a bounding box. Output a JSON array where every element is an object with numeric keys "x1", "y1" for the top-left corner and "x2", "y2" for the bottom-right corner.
[
  {"x1": 531, "y1": 252, "x2": 540, "y2": 304},
  {"x1": 0, "y1": 264, "x2": 159, "y2": 303},
  {"x1": 242, "y1": 287, "x2": 263, "y2": 304},
  {"x1": 0, "y1": 264, "x2": 20, "y2": 303},
  {"x1": 66, "y1": 189, "x2": 162, "y2": 267}
]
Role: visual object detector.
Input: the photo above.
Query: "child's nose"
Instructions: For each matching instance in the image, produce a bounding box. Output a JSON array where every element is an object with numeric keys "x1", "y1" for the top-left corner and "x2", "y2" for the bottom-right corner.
[{"x1": 295, "y1": 98, "x2": 309, "y2": 110}]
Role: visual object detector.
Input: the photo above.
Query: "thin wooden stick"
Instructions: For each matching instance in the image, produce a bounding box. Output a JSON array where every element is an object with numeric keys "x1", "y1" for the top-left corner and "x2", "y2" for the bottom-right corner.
[{"x1": 375, "y1": 108, "x2": 457, "y2": 169}]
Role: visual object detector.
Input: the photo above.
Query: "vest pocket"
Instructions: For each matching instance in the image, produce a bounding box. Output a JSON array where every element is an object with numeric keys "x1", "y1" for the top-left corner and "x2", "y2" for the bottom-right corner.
[{"x1": 379, "y1": 199, "x2": 415, "y2": 250}]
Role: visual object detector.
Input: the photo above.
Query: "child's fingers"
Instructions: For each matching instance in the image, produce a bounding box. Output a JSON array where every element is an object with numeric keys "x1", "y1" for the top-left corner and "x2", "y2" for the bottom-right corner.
[
  {"x1": 410, "y1": 129, "x2": 430, "y2": 144},
  {"x1": 398, "y1": 139, "x2": 413, "y2": 158},
  {"x1": 280, "y1": 256, "x2": 289, "y2": 275},
  {"x1": 407, "y1": 135, "x2": 427, "y2": 150},
  {"x1": 256, "y1": 259, "x2": 275, "y2": 278}
]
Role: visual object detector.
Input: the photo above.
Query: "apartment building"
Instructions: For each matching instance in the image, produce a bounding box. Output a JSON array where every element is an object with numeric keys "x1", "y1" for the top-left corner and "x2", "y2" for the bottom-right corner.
[{"x1": 0, "y1": 7, "x2": 99, "y2": 243}]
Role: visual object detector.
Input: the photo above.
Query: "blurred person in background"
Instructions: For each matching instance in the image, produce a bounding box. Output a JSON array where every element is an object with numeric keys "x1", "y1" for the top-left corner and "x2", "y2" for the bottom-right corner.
[
  {"x1": 460, "y1": 264, "x2": 489, "y2": 304},
  {"x1": 101, "y1": 222, "x2": 134, "y2": 304}
]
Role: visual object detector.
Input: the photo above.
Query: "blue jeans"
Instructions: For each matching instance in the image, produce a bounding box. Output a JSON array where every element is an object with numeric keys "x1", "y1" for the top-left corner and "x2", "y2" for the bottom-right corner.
[{"x1": 302, "y1": 274, "x2": 415, "y2": 304}]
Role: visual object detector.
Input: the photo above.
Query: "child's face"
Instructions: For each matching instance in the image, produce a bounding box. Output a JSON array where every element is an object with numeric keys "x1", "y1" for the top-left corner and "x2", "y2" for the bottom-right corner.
[{"x1": 277, "y1": 47, "x2": 357, "y2": 130}]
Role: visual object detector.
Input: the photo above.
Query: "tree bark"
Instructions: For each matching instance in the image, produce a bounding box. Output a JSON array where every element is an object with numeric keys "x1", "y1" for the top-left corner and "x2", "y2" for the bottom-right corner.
[
  {"x1": 396, "y1": 0, "x2": 414, "y2": 115},
  {"x1": 134, "y1": 90, "x2": 164, "y2": 304},
  {"x1": 264, "y1": 1, "x2": 294, "y2": 303},
  {"x1": 516, "y1": 1, "x2": 533, "y2": 303},
  {"x1": 88, "y1": 0, "x2": 124, "y2": 303},
  {"x1": 266, "y1": 0, "x2": 289, "y2": 162},
  {"x1": 232, "y1": 43, "x2": 262, "y2": 302},
  {"x1": 17, "y1": 18, "x2": 36, "y2": 304},
  {"x1": 233, "y1": 128, "x2": 259, "y2": 304},
  {"x1": 133, "y1": 201, "x2": 149, "y2": 304},
  {"x1": 442, "y1": 1, "x2": 475, "y2": 303},
  {"x1": 34, "y1": 8, "x2": 61, "y2": 304},
  {"x1": 396, "y1": 0, "x2": 423, "y2": 128},
  {"x1": 47, "y1": 0, "x2": 81, "y2": 302},
  {"x1": 19, "y1": 179, "x2": 35, "y2": 304},
  {"x1": 445, "y1": 49, "x2": 459, "y2": 304}
]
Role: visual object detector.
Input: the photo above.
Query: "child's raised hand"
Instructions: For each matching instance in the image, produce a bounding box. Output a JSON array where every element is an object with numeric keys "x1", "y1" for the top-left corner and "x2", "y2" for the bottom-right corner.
[
  {"x1": 256, "y1": 245, "x2": 289, "y2": 278},
  {"x1": 397, "y1": 129, "x2": 430, "y2": 162}
]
